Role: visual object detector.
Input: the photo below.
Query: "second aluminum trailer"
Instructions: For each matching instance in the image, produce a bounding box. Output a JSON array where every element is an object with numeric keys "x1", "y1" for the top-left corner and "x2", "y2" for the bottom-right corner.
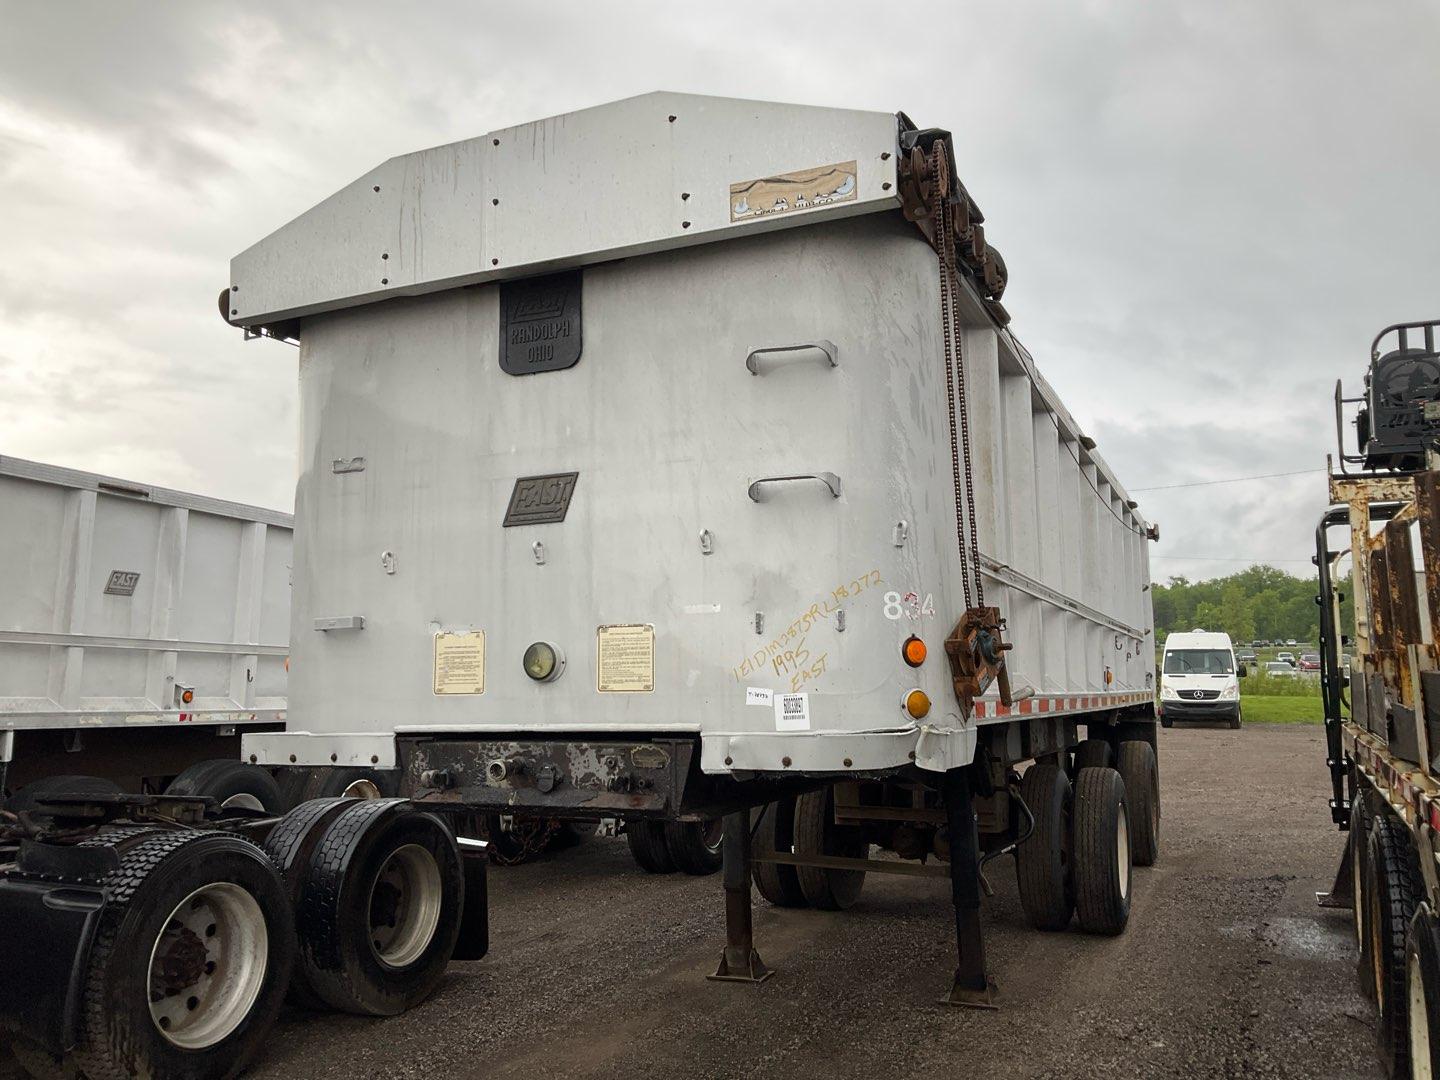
[{"x1": 231, "y1": 92, "x2": 1160, "y2": 1004}]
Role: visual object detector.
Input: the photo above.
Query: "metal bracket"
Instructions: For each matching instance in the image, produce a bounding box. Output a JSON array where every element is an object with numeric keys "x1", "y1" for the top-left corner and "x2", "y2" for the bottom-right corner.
[
  {"x1": 944, "y1": 607, "x2": 1013, "y2": 714},
  {"x1": 314, "y1": 616, "x2": 365, "y2": 632},
  {"x1": 748, "y1": 473, "x2": 842, "y2": 502},
  {"x1": 745, "y1": 339, "x2": 838, "y2": 376}
]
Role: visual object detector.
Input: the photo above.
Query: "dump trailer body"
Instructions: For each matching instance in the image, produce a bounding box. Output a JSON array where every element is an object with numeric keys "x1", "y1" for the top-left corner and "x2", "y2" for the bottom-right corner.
[
  {"x1": 0, "y1": 455, "x2": 291, "y2": 792},
  {"x1": 232, "y1": 92, "x2": 1155, "y2": 785}
]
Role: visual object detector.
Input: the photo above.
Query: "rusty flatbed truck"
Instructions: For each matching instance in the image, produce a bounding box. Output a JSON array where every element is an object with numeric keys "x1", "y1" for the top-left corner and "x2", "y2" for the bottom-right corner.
[
  {"x1": 1317, "y1": 320, "x2": 1440, "y2": 1078},
  {"x1": 1, "y1": 93, "x2": 1160, "y2": 1079}
]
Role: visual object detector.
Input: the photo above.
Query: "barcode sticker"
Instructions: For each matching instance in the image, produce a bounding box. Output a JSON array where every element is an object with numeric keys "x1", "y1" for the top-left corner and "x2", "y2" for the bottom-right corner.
[{"x1": 774, "y1": 692, "x2": 810, "y2": 731}]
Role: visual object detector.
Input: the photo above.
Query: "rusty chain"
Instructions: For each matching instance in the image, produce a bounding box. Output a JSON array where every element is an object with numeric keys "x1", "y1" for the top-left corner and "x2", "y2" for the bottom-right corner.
[{"x1": 930, "y1": 141, "x2": 984, "y2": 609}]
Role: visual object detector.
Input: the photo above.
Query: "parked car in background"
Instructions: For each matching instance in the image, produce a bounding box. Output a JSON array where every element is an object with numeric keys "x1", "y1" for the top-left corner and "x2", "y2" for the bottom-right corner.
[
  {"x1": 1265, "y1": 661, "x2": 1298, "y2": 678},
  {"x1": 1237, "y1": 649, "x2": 1258, "y2": 665},
  {"x1": 1298, "y1": 653, "x2": 1321, "y2": 671},
  {"x1": 1285, "y1": 638, "x2": 1298, "y2": 646},
  {"x1": 1276, "y1": 651, "x2": 1297, "y2": 665}
]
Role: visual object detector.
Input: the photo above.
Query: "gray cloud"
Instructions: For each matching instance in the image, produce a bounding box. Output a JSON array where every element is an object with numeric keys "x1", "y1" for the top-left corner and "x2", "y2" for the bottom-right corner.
[{"x1": 1, "y1": 0, "x2": 1436, "y2": 579}]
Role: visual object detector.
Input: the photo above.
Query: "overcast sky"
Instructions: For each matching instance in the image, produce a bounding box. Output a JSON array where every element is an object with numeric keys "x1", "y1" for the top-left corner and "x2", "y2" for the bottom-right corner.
[{"x1": 2, "y1": 1, "x2": 1437, "y2": 583}]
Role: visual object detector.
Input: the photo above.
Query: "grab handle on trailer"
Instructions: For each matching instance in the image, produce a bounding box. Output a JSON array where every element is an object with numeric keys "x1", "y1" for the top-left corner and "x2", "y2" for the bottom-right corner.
[
  {"x1": 747, "y1": 473, "x2": 842, "y2": 502},
  {"x1": 745, "y1": 339, "x2": 838, "y2": 376}
]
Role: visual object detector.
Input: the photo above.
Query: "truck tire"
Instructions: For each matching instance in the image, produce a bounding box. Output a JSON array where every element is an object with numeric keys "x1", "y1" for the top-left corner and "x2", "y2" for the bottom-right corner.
[
  {"x1": 626, "y1": 820, "x2": 675, "y2": 874},
  {"x1": 1365, "y1": 811, "x2": 1422, "y2": 1074},
  {"x1": 1115, "y1": 741, "x2": 1160, "y2": 867},
  {"x1": 753, "y1": 798, "x2": 808, "y2": 908},
  {"x1": 6, "y1": 774, "x2": 121, "y2": 814},
  {"x1": 1072, "y1": 738, "x2": 1113, "y2": 774},
  {"x1": 301, "y1": 767, "x2": 401, "y2": 801},
  {"x1": 166, "y1": 760, "x2": 283, "y2": 813},
  {"x1": 1016, "y1": 763, "x2": 1074, "y2": 931},
  {"x1": 1352, "y1": 788, "x2": 1375, "y2": 1001},
  {"x1": 1406, "y1": 905, "x2": 1440, "y2": 1080},
  {"x1": 794, "y1": 786, "x2": 867, "y2": 911},
  {"x1": 1072, "y1": 766, "x2": 1131, "y2": 935},
  {"x1": 294, "y1": 800, "x2": 464, "y2": 1016},
  {"x1": 70, "y1": 828, "x2": 294, "y2": 1080},
  {"x1": 663, "y1": 819, "x2": 724, "y2": 875},
  {"x1": 260, "y1": 798, "x2": 354, "y2": 1009}
]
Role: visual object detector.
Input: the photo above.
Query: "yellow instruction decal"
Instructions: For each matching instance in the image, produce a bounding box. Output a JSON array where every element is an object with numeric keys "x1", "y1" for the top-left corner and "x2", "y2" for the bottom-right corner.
[
  {"x1": 597, "y1": 624, "x2": 655, "y2": 693},
  {"x1": 730, "y1": 161, "x2": 857, "y2": 222},
  {"x1": 434, "y1": 631, "x2": 485, "y2": 695}
]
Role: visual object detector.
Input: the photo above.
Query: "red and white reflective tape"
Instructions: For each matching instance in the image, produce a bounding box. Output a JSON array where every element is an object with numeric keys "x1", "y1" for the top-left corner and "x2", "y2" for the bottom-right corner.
[{"x1": 972, "y1": 690, "x2": 1152, "y2": 719}]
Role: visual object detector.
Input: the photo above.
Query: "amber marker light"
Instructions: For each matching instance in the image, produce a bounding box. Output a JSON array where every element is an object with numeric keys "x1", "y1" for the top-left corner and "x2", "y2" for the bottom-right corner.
[
  {"x1": 903, "y1": 689, "x2": 931, "y2": 719},
  {"x1": 902, "y1": 636, "x2": 927, "y2": 667}
]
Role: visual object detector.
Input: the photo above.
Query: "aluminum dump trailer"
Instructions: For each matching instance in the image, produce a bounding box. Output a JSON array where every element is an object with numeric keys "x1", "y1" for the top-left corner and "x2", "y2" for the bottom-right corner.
[
  {"x1": 0, "y1": 455, "x2": 291, "y2": 799},
  {"x1": 228, "y1": 92, "x2": 1160, "y2": 1004},
  {"x1": 1315, "y1": 320, "x2": 1440, "y2": 1077}
]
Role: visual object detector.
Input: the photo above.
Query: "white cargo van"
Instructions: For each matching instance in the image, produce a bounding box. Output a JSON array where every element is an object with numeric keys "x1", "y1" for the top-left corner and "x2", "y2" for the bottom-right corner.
[{"x1": 1159, "y1": 629, "x2": 1243, "y2": 729}]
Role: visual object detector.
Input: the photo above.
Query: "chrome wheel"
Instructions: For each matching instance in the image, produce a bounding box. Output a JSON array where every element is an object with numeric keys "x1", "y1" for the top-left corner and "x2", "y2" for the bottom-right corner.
[
  {"x1": 148, "y1": 882, "x2": 268, "y2": 1049},
  {"x1": 1411, "y1": 948, "x2": 1433, "y2": 1080},
  {"x1": 1117, "y1": 809, "x2": 1131, "y2": 899},
  {"x1": 343, "y1": 778, "x2": 384, "y2": 799},
  {"x1": 369, "y1": 843, "x2": 443, "y2": 968}
]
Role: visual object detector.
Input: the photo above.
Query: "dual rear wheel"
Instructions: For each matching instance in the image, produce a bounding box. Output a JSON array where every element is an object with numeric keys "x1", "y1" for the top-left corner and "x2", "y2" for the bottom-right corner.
[{"x1": 626, "y1": 818, "x2": 724, "y2": 876}]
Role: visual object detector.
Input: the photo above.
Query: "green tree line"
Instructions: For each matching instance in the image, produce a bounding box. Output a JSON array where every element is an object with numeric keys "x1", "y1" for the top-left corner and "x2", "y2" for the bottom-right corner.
[{"x1": 1152, "y1": 565, "x2": 1352, "y2": 645}]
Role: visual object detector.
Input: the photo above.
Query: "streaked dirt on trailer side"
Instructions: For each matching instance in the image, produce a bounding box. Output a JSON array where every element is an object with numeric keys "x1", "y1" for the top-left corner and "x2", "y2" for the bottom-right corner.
[{"x1": 0, "y1": 724, "x2": 1384, "y2": 1079}]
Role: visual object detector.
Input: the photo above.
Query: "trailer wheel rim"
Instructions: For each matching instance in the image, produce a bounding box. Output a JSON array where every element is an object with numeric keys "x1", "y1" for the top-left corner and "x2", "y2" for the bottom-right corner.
[
  {"x1": 1373, "y1": 890, "x2": 1387, "y2": 1011},
  {"x1": 147, "y1": 882, "x2": 268, "y2": 1049},
  {"x1": 1411, "y1": 948, "x2": 1433, "y2": 1080},
  {"x1": 344, "y1": 778, "x2": 383, "y2": 799},
  {"x1": 220, "y1": 793, "x2": 265, "y2": 812},
  {"x1": 1352, "y1": 837, "x2": 1364, "y2": 949},
  {"x1": 701, "y1": 819, "x2": 723, "y2": 855},
  {"x1": 368, "y1": 843, "x2": 443, "y2": 968},
  {"x1": 1117, "y1": 810, "x2": 1131, "y2": 898}
]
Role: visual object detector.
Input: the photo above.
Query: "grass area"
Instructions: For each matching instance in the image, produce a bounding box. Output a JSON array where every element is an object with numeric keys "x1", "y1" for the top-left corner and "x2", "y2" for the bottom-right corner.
[
  {"x1": 1241, "y1": 694, "x2": 1326, "y2": 725},
  {"x1": 1239, "y1": 670, "x2": 1320, "y2": 697}
]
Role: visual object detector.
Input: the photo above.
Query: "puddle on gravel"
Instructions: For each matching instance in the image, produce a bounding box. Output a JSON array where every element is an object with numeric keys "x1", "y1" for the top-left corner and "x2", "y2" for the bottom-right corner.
[{"x1": 1221, "y1": 916, "x2": 1349, "y2": 960}]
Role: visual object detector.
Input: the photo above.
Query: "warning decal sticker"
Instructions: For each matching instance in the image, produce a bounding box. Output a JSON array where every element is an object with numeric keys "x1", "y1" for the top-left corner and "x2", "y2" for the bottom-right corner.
[
  {"x1": 729, "y1": 161, "x2": 857, "y2": 223},
  {"x1": 434, "y1": 631, "x2": 485, "y2": 695},
  {"x1": 597, "y1": 624, "x2": 655, "y2": 693}
]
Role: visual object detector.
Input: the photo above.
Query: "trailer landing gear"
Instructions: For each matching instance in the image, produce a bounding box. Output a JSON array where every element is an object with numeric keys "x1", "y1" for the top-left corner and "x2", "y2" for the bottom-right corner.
[
  {"x1": 708, "y1": 809, "x2": 772, "y2": 984},
  {"x1": 943, "y1": 766, "x2": 998, "y2": 1009}
]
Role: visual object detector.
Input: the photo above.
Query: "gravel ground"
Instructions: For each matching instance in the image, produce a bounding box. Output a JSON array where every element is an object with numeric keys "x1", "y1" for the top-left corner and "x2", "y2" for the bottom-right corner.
[{"x1": 0, "y1": 723, "x2": 1383, "y2": 1079}]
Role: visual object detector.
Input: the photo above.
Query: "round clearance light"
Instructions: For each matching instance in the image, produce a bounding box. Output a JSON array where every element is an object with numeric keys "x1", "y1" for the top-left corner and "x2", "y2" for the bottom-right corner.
[
  {"x1": 523, "y1": 641, "x2": 565, "y2": 683},
  {"x1": 903, "y1": 689, "x2": 931, "y2": 719},
  {"x1": 902, "y1": 636, "x2": 928, "y2": 667}
]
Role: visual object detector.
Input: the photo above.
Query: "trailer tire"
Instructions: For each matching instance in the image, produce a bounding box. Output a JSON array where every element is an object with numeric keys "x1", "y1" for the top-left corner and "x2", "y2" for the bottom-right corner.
[
  {"x1": 166, "y1": 760, "x2": 283, "y2": 813},
  {"x1": 753, "y1": 798, "x2": 808, "y2": 908},
  {"x1": 1072, "y1": 739, "x2": 1113, "y2": 774},
  {"x1": 295, "y1": 800, "x2": 464, "y2": 1016},
  {"x1": 1115, "y1": 741, "x2": 1160, "y2": 867},
  {"x1": 260, "y1": 798, "x2": 354, "y2": 1009},
  {"x1": 663, "y1": 819, "x2": 724, "y2": 876},
  {"x1": 71, "y1": 828, "x2": 294, "y2": 1080},
  {"x1": 626, "y1": 820, "x2": 675, "y2": 874},
  {"x1": 1016, "y1": 763, "x2": 1074, "y2": 931},
  {"x1": 1072, "y1": 767, "x2": 1131, "y2": 935},
  {"x1": 1406, "y1": 905, "x2": 1440, "y2": 1080},
  {"x1": 1365, "y1": 811, "x2": 1422, "y2": 1074},
  {"x1": 795, "y1": 786, "x2": 867, "y2": 911},
  {"x1": 6, "y1": 774, "x2": 121, "y2": 814}
]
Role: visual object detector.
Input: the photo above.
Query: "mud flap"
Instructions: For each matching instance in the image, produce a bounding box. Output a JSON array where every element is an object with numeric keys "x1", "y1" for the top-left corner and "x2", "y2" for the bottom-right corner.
[
  {"x1": 0, "y1": 877, "x2": 106, "y2": 1057},
  {"x1": 452, "y1": 839, "x2": 490, "y2": 961}
]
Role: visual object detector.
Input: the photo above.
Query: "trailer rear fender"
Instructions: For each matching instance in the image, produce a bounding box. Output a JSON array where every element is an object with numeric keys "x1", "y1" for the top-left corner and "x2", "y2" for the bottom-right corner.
[{"x1": 0, "y1": 875, "x2": 106, "y2": 1058}]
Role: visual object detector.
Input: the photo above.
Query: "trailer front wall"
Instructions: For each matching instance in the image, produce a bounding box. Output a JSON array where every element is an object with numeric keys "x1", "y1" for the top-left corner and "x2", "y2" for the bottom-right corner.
[{"x1": 283, "y1": 212, "x2": 1152, "y2": 774}]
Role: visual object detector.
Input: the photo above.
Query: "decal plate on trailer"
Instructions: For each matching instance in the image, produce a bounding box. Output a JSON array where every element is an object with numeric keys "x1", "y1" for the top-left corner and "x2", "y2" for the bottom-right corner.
[
  {"x1": 499, "y1": 270, "x2": 582, "y2": 375},
  {"x1": 103, "y1": 570, "x2": 140, "y2": 596},
  {"x1": 729, "y1": 161, "x2": 857, "y2": 222},
  {"x1": 503, "y1": 472, "x2": 579, "y2": 526},
  {"x1": 434, "y1": 631, "x2": 485, "y2": 695},
  {"x1": 597, "y1": 624, "x2": 654, "y2": 693}
]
